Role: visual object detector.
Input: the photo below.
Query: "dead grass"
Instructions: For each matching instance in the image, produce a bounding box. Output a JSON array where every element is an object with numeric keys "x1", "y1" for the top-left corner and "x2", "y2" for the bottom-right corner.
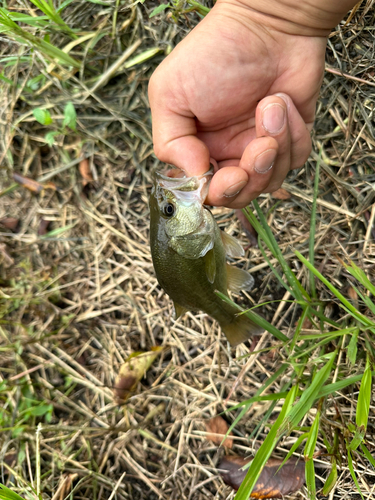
[{"x1": 0, "y1": 1, "x2": 375, "y2": 499}]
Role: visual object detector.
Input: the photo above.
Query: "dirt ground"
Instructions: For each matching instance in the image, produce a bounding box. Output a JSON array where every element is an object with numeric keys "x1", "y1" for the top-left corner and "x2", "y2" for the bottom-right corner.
[{"x1": 0, "y1": 1, "x2": 375, "y2": 499}]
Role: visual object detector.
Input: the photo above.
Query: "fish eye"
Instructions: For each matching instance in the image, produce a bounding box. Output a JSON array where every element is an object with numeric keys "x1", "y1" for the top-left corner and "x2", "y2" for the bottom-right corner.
[{"x1": 163, "y1": 202, "x2": 175, "y2": 217}]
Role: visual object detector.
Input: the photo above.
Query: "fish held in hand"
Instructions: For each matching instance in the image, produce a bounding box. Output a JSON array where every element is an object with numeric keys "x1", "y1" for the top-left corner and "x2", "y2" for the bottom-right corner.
[{"x1": 149, "y1": 167, "x2": 263, "y2": 346}]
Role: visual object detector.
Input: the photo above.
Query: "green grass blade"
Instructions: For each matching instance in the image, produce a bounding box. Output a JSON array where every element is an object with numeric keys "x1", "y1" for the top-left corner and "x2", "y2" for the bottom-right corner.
[
  {"x1": 187, "y1": 0, "x2": 210, "y2": 16},
  {"x1": 227, "y1": 391, "x2": 290, "y2": 413},
  {"x1": 347, "y1": 328, "x2": 359, "y2": 365},
  {"x1": 295, "y1": 251, "x2": 372, "y2": 326},
  {"x1": 304, "y1": 411, "x2": 320, "y2": 499},
  {"x1": 0, "y1": 484, "x2": 25, "y2": 500},
  {"x1": 360, "y1": 443, "x2": 375, "y2": 469},
  {"x1": 252, "y1": 201, "x2": 310, "y2": 301},
  {"x1": 305, "y1": 459, "x2": 316, "y2": 500},
  {"x1": 290, "y1": 306, "x2": 309, "y2": 353},
  {"x1": 234, "y1": 386, "x2": 298, "y2": 500},
  {"x1": 347, "y1": 447, "x2": 364, "y2": 499},
  {"x1": 277, "y1": 432, "x2": 309, "y2": 470},
  {"x1": 28, "y1": 0, "x2": 75, "y2": 35},
  {"x1": 280, "y1": 351, "x2": 336, "y2": 434},
  {"x1": 40, "y1": 224, "x2": 76, "y2": 238},
  {"x1": 318, "y1": 371, "x2": 375, "y2": 398},
  {"x1": 356, "y1": 355, "x2": 372, "y2": 431},
  {"x1": 124, "y1": 48, "x2": 162, "y2": 68},
  {"x1": 215, "y1": 291, "x2": 288, "y2": 342},
  {"x1": 343, "y1": 260, "x2": 375, "y2": 296},
  {"x1": 322, "y1": 458, "x2": 337, "y2": 495},
  {"x1": 258, "y1": 239, "x2": 294, "y2": 296},
  {"x1": 354, "y1": 286, "x2": 375, "y2": 315},
  {"x1": 309, "y1": 151, "x2": 321, "y2": 298}
]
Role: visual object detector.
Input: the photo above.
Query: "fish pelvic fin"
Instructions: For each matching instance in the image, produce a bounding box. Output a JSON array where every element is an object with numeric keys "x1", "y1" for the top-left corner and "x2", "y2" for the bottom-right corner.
[
  {"x1": 174, "y1": 302, "x2": 188, "y2": 319},
  {"x1": 221, "y1": 313, "x2": 263, "y2": 346}
]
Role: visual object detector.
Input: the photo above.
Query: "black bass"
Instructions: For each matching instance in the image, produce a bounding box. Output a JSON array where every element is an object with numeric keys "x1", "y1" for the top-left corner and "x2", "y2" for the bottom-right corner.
[{"x1": 149, "y1": 168, "x2": 263, "y2": 346}]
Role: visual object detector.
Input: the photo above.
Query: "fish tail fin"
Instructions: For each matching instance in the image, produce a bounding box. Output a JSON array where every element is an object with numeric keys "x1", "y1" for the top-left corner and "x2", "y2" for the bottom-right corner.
[{"x1": 221, "y1": 313, "x2": 263, "y2": 346}]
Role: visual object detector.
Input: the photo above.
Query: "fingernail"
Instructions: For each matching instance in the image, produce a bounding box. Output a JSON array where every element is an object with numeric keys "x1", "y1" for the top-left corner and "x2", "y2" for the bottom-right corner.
[
  {"x1": 262, "y1": 103, "x2": 285, "y2": 134},
  {"x1": 223, "y1": 180, "x2": 247, "y2": 198},
  {"x1": 254, "y1": 149, "x2": 277, "y2": 173}
]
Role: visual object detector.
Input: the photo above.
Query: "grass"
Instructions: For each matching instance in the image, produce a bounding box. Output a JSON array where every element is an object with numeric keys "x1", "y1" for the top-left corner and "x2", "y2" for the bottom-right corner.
[
  {"x1": 1, "y1": 1, "x2": 375, "y2": 500},
  {"x1": 221, "y1": 198, "x2": 375, "y2": 499}
]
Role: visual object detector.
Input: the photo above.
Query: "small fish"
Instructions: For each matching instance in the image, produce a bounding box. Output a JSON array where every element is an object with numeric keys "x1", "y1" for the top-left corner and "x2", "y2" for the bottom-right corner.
[{"x1": 149, "y1": 167, "x2": 263, "y2": 346}]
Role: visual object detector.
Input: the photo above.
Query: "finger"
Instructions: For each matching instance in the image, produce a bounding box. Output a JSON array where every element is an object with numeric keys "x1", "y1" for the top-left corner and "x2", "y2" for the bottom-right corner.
[
  {"x1": 274, "y1": 92, "x2": 312, "y2": 169},
  {"x1": 253, "y1": 95, "x2": 291, "y2": 194},
  {"x1": 148, "y1": 70, "x2": 210, "y2": 176},
  {"x1": 206, "y1": 136, "x2": 278, "y2": 207}
]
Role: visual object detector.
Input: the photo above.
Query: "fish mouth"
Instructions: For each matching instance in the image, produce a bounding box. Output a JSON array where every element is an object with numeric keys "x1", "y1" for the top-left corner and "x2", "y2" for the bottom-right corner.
[{"x1": 152, "y1": 166, "x2": 213, "y2": 195}]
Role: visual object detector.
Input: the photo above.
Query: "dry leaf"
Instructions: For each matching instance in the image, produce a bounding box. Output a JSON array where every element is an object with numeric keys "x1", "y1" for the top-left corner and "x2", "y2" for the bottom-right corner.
[
  {"x1": 302, "y1": 317, "x2": 313, "y2": 329},
  {"x1": 113, "y1": 346, "x2": 163, "y2": 404},
  {"x1": 13, "y1": 173, "x2": 60, "y2": 194},
  {"x1": 38, "y1": 219, "x2": 51, "y2": 236},
  {"x1": 205, "y1": 415, "x2": 233, "y2": 448},
  {"x1": 0, "y1": 217, "x2": 19, "y2": 232},
  {"x1": 79, "y1": 158, "x2": 93, "y2": 186},
  {"x1": 348, "y1": 286, "x2": 358, "y2": 301},
  {"x1": 271, "y1": 188, "x2": 291, "y2": 200},
  {"x1": 235, "y1": 209, "x2": 258, "y2": 247},
  {"x1": 219, "y1": 456, "x2": 305, "y2": 498}
]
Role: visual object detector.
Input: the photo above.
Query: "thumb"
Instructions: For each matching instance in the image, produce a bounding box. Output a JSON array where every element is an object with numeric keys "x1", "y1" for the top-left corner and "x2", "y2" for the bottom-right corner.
[{"x1": 148, "y1": 72, "x2": 210, "y2": 176}]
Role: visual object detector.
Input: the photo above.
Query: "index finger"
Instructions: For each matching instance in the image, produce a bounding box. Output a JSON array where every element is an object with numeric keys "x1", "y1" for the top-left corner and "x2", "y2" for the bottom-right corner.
[{"x1": 148, "y1": 72, "x2": 210, "y2": 176}]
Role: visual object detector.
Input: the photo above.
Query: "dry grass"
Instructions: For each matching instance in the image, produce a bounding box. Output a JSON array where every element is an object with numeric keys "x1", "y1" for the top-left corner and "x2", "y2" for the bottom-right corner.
[{"x1": 0, "y1": 1, "x2": 375, "y2": 499}]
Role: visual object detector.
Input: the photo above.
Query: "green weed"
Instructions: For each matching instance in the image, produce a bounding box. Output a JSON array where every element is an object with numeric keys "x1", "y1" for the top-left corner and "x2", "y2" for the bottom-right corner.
[{"x1": 216, "y1": 164, "x2": 375, "y2": 499}]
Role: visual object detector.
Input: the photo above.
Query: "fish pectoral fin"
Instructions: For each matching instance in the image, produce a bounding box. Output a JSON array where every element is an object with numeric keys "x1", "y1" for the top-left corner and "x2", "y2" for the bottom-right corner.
[
  {"x1": 174, "y1": 302, "x2": 188, "y2": 319},
  {"x1": 204, "y1": 247, "x2": 216, "y2": 284},
  {"x1": 220, "y1": 230, "x2": 244, "y2": 257},
  {"x1": 226, "y1": 264, "x2": 254, "y2": 293}
]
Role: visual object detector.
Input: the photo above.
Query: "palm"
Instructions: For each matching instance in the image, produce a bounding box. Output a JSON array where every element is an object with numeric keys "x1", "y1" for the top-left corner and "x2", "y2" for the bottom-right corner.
[
  {"x1": 172, "y1": 12, "x2": 326, "y2": 164},
  {"x1": 149, "y1": 6, "x2": 328, "y2": 207}
]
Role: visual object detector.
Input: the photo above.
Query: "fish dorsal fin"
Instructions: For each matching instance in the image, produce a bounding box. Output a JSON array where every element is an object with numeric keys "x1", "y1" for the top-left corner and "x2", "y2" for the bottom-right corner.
[
  {"x1": 226, "y1": 264, "x2": 254, "y2": 293},
  {"x1": 204, "y1": 247, "x2": 216, "y2": 284},
  {"x1": 174, "y1": 302, "x2": 188, "y2": 319},
  {"x1": 220, "y1": 231, "x2": 244, "y2": 258}
]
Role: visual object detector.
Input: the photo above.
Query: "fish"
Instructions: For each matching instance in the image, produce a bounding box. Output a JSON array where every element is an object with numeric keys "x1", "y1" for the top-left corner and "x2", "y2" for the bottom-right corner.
[{"x1": 149, "y1": 167, "x2": 263, "y2": 346}]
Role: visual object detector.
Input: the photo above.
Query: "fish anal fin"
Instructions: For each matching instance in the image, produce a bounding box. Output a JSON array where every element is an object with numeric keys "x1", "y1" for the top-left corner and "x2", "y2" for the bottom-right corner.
[
  {"x1": 174, "y1": 302, "x2": 188, "y2": 319},
  {"x1": 220, "y1": 231, "x2": 244, "y2": 257},
  {"x1": 221, "y1": 314, "x2": 263, "y2": 346},
  {"x1": 204, "y1": 247, "x2": 216, "y2": 284},
  {"x1": 226, "y1": 264, "x2": 254, "y2": 293}
]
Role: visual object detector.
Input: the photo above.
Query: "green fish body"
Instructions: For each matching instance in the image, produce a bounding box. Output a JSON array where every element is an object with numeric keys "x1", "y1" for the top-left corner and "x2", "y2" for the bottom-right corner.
[{"x1": 149, "y1": 168, "x2": 263, "y2": 346}]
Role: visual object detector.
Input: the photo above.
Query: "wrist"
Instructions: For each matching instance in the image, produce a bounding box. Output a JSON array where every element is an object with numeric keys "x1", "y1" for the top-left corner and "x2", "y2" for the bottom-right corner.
[{"x1": 215, "y1": 0, "x2": 359, "y2": 37}]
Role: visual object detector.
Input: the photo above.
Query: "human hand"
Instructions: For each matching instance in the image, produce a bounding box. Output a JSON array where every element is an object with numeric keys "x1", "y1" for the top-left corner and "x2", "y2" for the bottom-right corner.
[{"x1": 148, "y1": 0, "x2": 352, "y2": 208}]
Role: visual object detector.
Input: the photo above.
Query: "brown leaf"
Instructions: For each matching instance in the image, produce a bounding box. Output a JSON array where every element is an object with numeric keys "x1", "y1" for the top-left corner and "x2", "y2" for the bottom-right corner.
[
  {"x1": 113, "y1": 346, "x2": 163, "y2": 404},
  {"x1": 0, "y1": 217, "x2": 19, "y2": 232},
  {"x1": 235, "y1": 209, "x2": 258, "y2": 248},
  {"x1": 347, "y1": 286, "x2": 358, "y2": 301},
  {"x1": 302, "y1": 317, "x2": 313, "y2": 329},
  {"x1": 38, "y1": 219, "x2": 51, "y2": 236},
  {"x1": 219, "y1": 456, "x2": 305, "y2": 498},
  {"x1": 205, "y1": 416, "x2": 233, "y2": 448},
  {"x1": 271, "y1": 188, "x2": 291, "y2": 200},
  {"x1": 79, "y1": 159, "x2": 94, "y2": 186},
  {"x1": 13, "y1": 173, "x2": 59, "y2": 193}
]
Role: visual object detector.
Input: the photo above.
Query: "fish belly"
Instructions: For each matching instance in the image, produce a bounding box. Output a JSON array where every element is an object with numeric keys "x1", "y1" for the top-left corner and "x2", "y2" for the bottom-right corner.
[{"x1": 151, "y1": 228, "x2": 234, "y2": 324}]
